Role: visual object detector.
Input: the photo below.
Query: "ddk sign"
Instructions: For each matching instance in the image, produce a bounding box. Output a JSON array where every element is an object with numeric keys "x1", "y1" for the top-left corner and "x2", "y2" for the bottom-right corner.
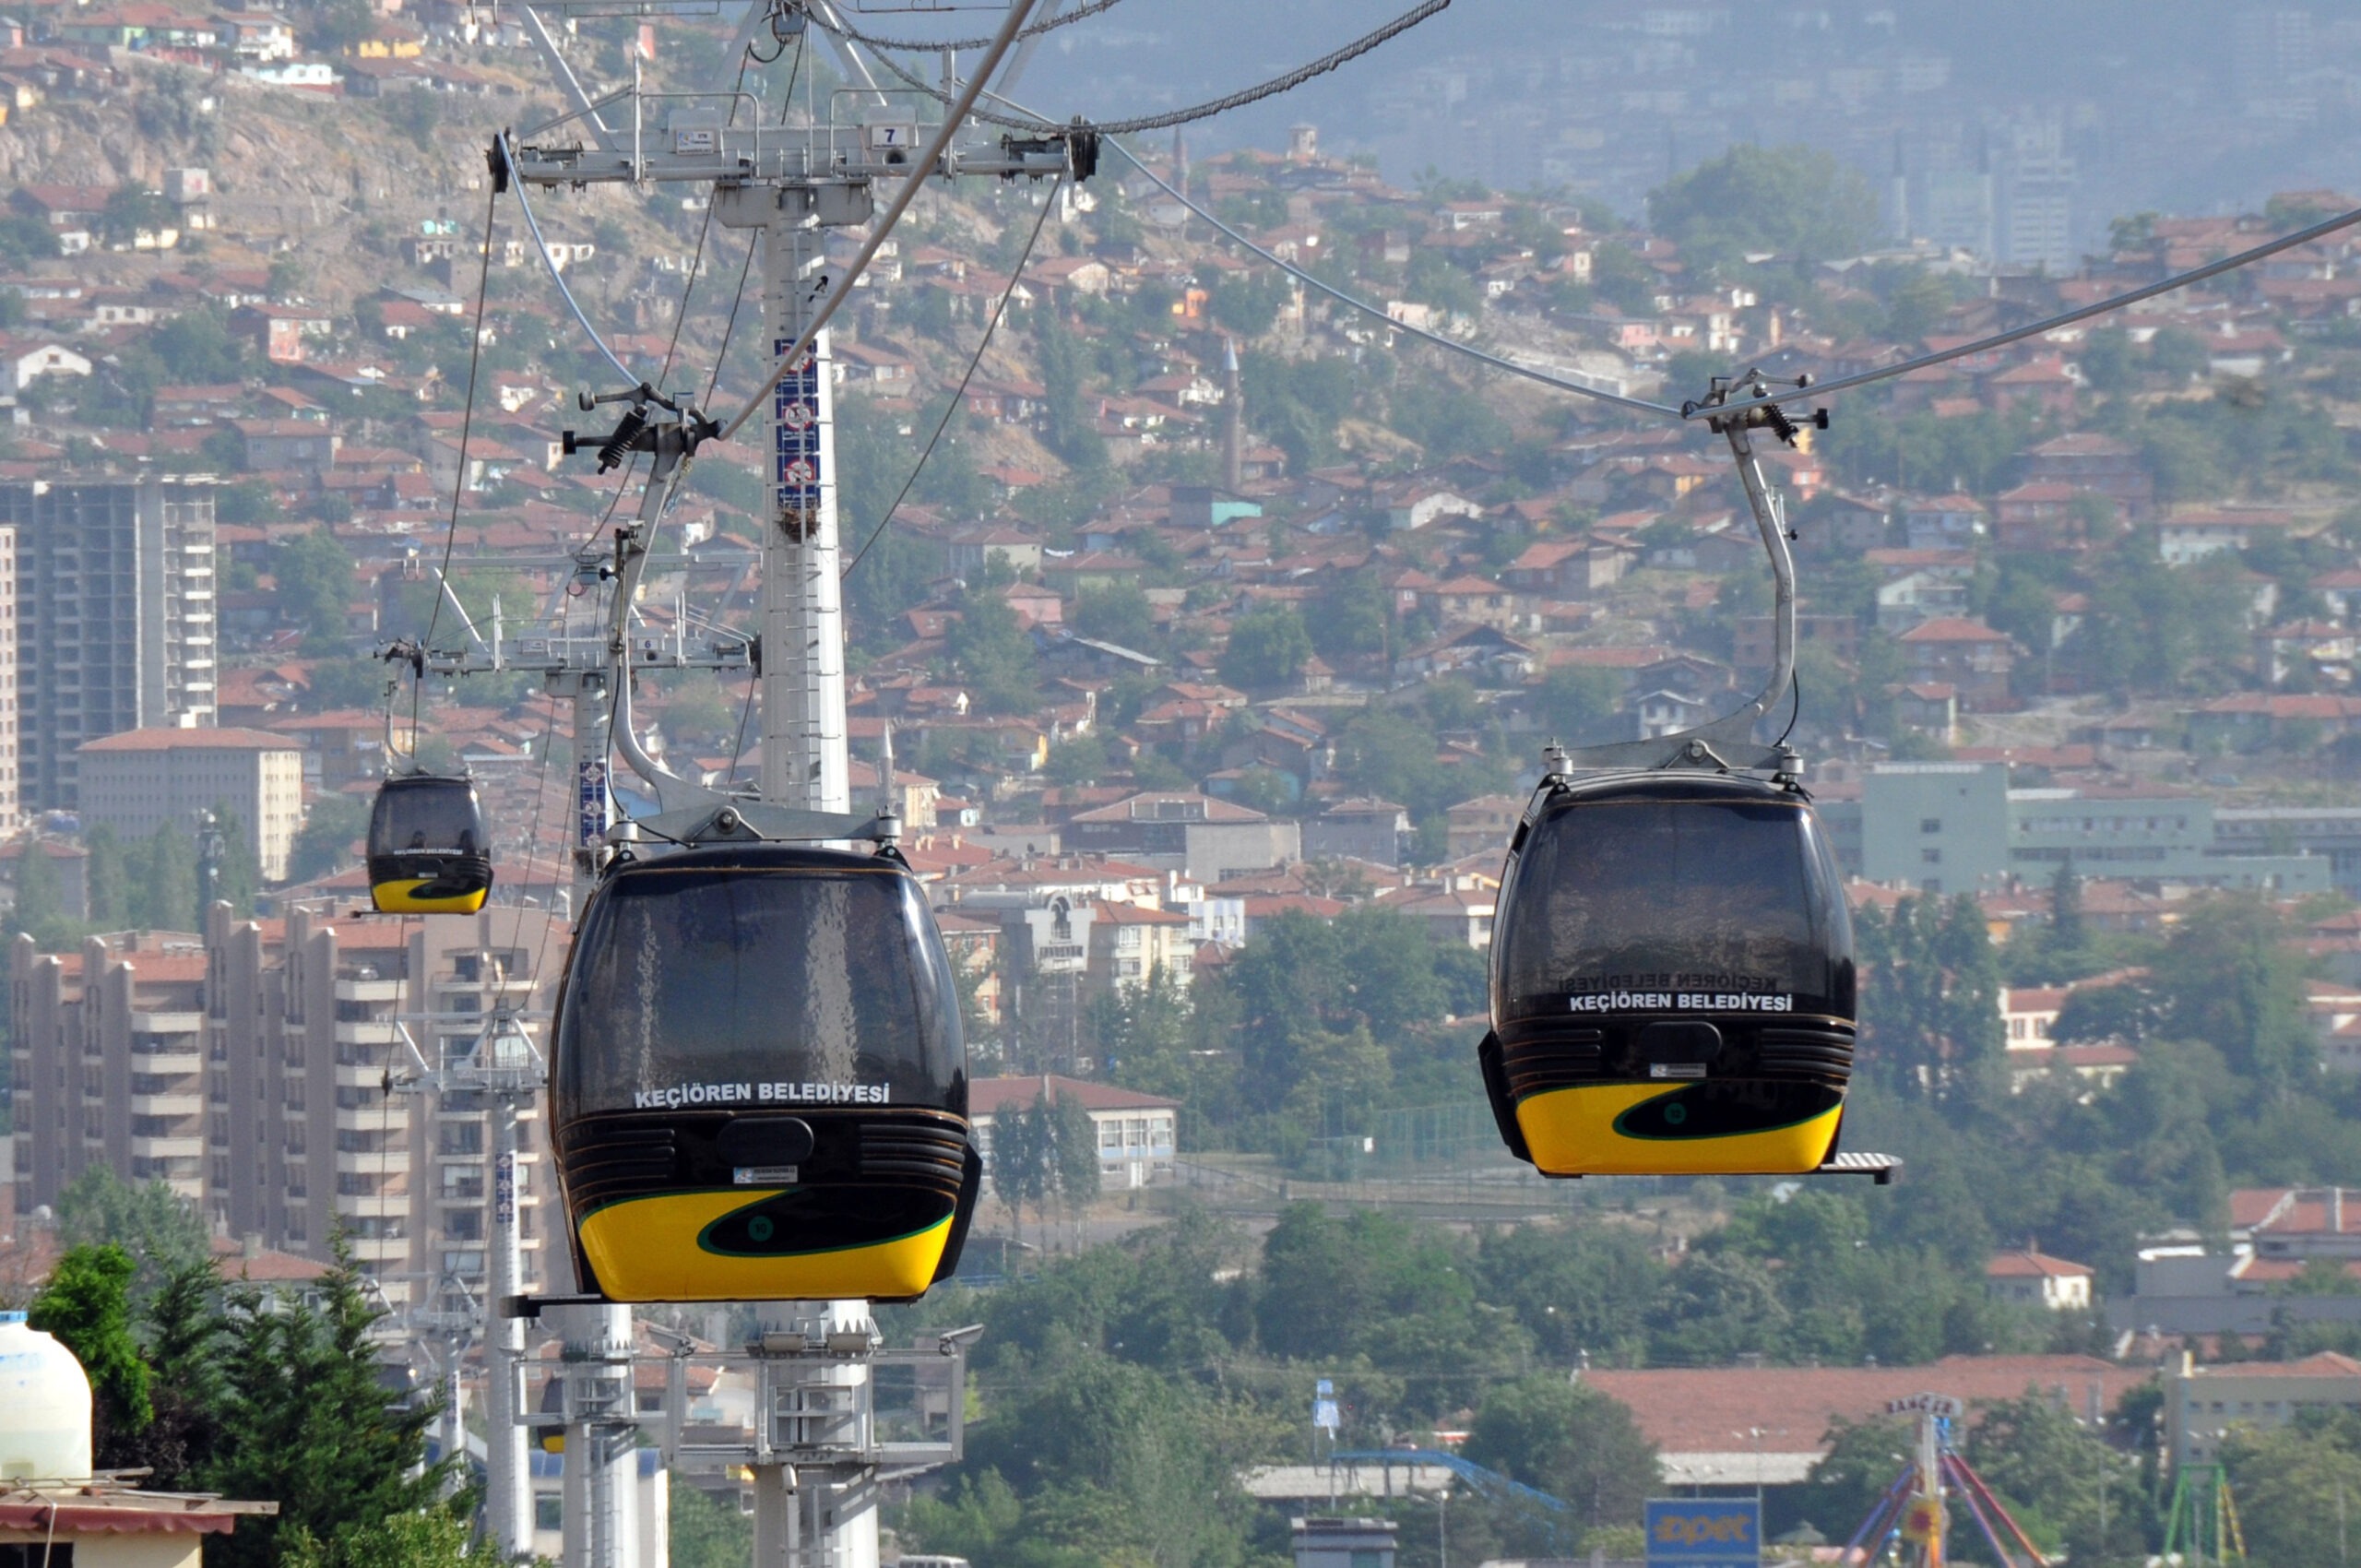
[{"x1": 1646, "y1": 1499, "x2": 1760, "y2": 1568}]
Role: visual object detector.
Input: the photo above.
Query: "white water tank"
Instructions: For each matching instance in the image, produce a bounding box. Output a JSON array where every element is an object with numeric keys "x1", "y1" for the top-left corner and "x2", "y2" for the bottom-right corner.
[{"x1": 0, "y1": 1311, "x2": 93, "y2": 1481}]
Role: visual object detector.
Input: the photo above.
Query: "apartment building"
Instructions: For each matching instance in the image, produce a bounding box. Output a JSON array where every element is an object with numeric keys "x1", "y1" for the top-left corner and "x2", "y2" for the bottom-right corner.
[
  {"x1": 0, "y1": 526, "x2": 18, "y2": 834},
  {"x1": 11, "y1": 930, "x2": 210, "y2": 1206},
  {"x1": 77, "y1": 727, "x2": 305, "y2": 879},
  {"x1": 1831, "y1": 763, "x2": 2332, "y2": 896},
  {"x1": 2166, "y1": 1350, "x2": 2361, "y2": 1469},
  {"x1": 11, "y1": 901, "x2": 565, "y2": 1311},
  {"x1": 0, "y1": 476, "x2": 218, "y2": 811}
]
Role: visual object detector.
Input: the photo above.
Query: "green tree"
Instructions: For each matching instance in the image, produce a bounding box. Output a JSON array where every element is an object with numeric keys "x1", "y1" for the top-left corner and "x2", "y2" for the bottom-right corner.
[
  {"x1": 946, "y1": 590, "x2": 1039, "y2": 715},
  {"x1": 961, "y1": 1348, "x2": 1264, "y2": 1568},
  {"x1": 2225, "y1": 1417, "x2": 2361, "y2": 1568},
  {"x1": 53, "y1": 1164, "x2": 213, "y2": 1294},
  {"x1": 86, "y1": 825, "x2": 129, "y2": 927},
  {"x1": 282, "y1": 1509, "x2": 504, "y2": 1568},
  {"x1": 289, "y1": 794, "x2": 370, "y2": 885},
  {"x1": 1218, "y1": 602, "x2": 1311, "y2": 691},
  {"x1": 670, "y1": 1481, "x2": 754, "y2": 1568},
  {"x1": 1092, "y1": 965, "x2": 1196, "y2": 1100},
  {"x1": 1648, "y1": 144, "x2": 1880, "y2": 266},
  {"x1": 1311, "y1": 570, "x2": 1392, "y2": 662},
  {"x1": 30, "y1": 1244, "x2": 154, "y2": 1462},
  {"x1": 128, "y1": 820, "x2": 199, "y2": 933},
  {"x1": 1796, "y1": 1417, "x2": 1914, "y2": 1545},
  {"x1": 206, "y1": 802, "x2": 259, "y2": 912},
  {"x1": 1964, "y1": 1392, "x2": 2149, "y2": 1563},
  {"x1": 1041, "y1": 731, "x2": 1111, "y2": 787},
  {"x1": 991, "y1": 1093, "x2": 1053, "y2": 1246},
  {"x1": 1855, "y1": 894, "x2": 2005, "y2": 1107},
  {"x1": 1531, "y1": 664, "x2": 1624, "y2": 744},
  {"x1": 1208, "y1": 273, "x2": 1290, "y2": 338},
  {"x1": 100, "y1": 184, "x2": 178, "y2": 248},
  {"x1": 1463, "y1": 1374, "x2": 1657, "y2": 1532},
  {"x1": 134, "y1": 1259, "x2": 227, "y2": 1491},
  {"x1": 2152, "y1": 897, "x2": 2315, "y2": 1093},
  {"x1": 204, "y1": 1240, "x2": 450, "y2": 1568},
  {"x1": 275, "y1": 528, "x2": 359, "y2": 649},
  {"x1": 1036, "y1": 307, "x2": 1107, "y2": 471},
  {"x1": 1475, "y1": 1225, "x2": 1667, "y2": 1365},
  {"x1": 1074, "y1": 584, "x2": 1158, "y2": 652},
  {"x1": 1390, "y1": 383, "x2": 1511, "y2": 460},
  {"x1": 8, "y1": 839, "x2": 69, "y2": 944},
  {"x1": 1050, "y1": 1089, "x2": 1103, "y2": 1234}
]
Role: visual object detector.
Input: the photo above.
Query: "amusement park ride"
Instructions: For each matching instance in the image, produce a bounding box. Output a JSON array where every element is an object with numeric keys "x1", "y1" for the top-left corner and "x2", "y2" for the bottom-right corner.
[{"x1": 356, "y1": 0, "x2": 2361, "y2": 1562}]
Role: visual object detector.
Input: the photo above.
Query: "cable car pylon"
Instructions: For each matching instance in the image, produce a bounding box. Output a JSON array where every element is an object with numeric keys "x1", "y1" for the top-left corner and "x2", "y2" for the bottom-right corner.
[{"x1": 475, "y1": 3, "x2": 1083, "y2": 1564}]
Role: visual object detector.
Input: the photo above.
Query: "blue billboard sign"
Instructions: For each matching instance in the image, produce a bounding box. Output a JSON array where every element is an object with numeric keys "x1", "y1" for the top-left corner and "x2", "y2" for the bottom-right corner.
[{"x1": 1645, "y1": 1498, "x2": 1760, "y2": 1568}]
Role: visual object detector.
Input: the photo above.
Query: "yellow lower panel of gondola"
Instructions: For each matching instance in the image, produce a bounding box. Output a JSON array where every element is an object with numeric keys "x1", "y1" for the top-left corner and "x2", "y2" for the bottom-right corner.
[
  {"x1": 1514, "y1": 1080, "x2": 1844, "y2": 1177},
  {"x1": 577, "y1": 1188, "x2": 953, "y2": 1301},
  {"x1": 371, "y1": 878, "x2": 490, "y2": 916}
]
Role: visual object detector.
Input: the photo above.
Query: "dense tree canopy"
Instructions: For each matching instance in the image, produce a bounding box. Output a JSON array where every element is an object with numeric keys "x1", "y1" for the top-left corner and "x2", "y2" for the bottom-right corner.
[{"x1": 1648, "y1": 144, "x2": 1880, "y2": 267}]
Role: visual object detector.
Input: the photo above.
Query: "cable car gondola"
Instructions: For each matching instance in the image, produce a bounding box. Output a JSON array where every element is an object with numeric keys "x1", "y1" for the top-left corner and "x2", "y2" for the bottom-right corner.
[
  {"x1": 367, "y1": 774, "x2": 493, "y2": 915},
  {"x1": 1482, "y1": 770, "x2": 1855, "y2": 1177},
  {"x1": 1479, "y1": 381, "x2": 1890, "y2": 1183},
  {"x1": 548, "y1": 841, "x2": 979, "y2": 1304}
]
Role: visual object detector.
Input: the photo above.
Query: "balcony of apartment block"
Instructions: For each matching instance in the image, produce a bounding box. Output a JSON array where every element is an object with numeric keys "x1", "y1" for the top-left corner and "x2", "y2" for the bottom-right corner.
[
  {"x1": 334, "y1": 1018, "x2": 400, "y2": 1048},
  {"x1": 129, "y1": 1091, "x2": 205, "y2": 1119},
  {"x1": 334, "y1": 1147, "x2": 410, "y2": 1175},
  {"x1": 131, "y1": 1044, "x2": 205, "y2": 1075},
  {"x1": 334, "y1": 1101, "x2": 409, "y2": 1132},
  {"x1": 434, "y1": 968, "x2": 539, "y2": 998},
  {"x1": 335, "y1": 978, "x2": 404, "y2": 1004},
  {"x1": 334, "y1": 1189, "x2": 409, "y2": 1219},
  {"x1": 134, "y1": 1169, "x2": 205, "y2": 1203},
  {"x1": 334, "y1": 1061, "x2": 395, "y2": 1091},
  {"x1": 344, "y1": 1232, "x2": 409, "y2": 1264},
  {"x1": 129, "y1": 1133, "x2": 205, "y2": 1161}
]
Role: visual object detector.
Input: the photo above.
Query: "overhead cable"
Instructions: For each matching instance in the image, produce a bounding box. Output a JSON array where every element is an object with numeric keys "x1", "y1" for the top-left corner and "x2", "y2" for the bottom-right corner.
[
  {"x1": 823, "y1": 0, "x2": 1123, "y2": 54},
  {"x1": 845, "y1": 0, "x2": 1454, "y2": 136},
  {"x1": 840, "y1": 0, "x2": 1454, "y2": 135},
  {"x1": 718, "y1": 0, "x2": 1043, "y2": 443},
  {"x1": 844, "y1": 172, "x2": 1066, "y2": 580},
  {"x1": 421, "y1": 175, "x2": 505, "y2": 668},
  {"x1": 1099, "y1": 133, "x2": 1683, "y2": 419},
  {"x1": 1695, "y1": 200, "x2": 2361, "y2": 420},
  {"x1": 502, "y1": 129, "x2": 640, "y2": 386}
]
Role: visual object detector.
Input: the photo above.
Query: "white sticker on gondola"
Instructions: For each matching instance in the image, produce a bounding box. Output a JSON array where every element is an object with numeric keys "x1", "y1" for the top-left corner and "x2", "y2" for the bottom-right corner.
[
  {"x1": 733, "y1": 1166, "x2": 799, "y2": 1184},
  {"x1": 632, "y1": 1080, "x2": 894, "y2": 1110},
  {"x1": 1568, "y1": 992, "x2": 1792, "y2": 1013},
  {"x1": 759, "y1": 1081, "x2": 892, "y2": 1105}
]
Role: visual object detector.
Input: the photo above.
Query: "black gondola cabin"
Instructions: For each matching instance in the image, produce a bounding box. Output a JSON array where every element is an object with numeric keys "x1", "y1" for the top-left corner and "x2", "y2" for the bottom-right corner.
[
  {"x1": 1481, "y1": 771, "x2": 1856, "y2": 1177},
  {"x1": 549, "y1": 843, "x2": 979, "y2": 1303},
  {"x1": 367, "y1": 775, "x2": 492, "y2": 915}
]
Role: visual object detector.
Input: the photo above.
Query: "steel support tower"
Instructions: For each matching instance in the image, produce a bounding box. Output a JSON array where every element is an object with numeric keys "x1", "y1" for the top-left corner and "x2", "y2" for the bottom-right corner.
[{"x1": 484, "y1": 6, "x2": 1071, "y2": 1565}]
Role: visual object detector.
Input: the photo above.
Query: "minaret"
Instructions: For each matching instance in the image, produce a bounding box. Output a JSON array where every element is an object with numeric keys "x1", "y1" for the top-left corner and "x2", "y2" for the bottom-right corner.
[
  {"x1": 1222, "y1": 333, "x2": 1243, "y2": 493},
  {"x1": 1173, "y1": 126, "x2": 1189, "y2": 191}
]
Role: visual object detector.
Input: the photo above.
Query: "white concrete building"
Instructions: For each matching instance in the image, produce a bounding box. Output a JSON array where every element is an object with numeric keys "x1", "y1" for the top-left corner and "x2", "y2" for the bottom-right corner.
[{"x1": 77, "y1": 728, "x2": 304, "y2": 880}]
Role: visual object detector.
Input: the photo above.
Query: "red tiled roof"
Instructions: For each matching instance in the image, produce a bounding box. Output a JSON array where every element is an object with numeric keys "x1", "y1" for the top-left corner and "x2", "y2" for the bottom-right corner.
[
  {"x1": 1584, "y1": 1355, "x2": 2146, "y2": 1455},
  {"x1": 78, "y1": 727, "x2": 300, "y2": 753},
  {"x1": 1986, "y1": 1248, "x2": 2093, "y2": 1279},
  {"x1": 1898, "y1": 617, "x2": 2011, "y2": 645},
  {"x1": 968, "y1": 1074, "x2": 1179, "y2": 1114}
]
